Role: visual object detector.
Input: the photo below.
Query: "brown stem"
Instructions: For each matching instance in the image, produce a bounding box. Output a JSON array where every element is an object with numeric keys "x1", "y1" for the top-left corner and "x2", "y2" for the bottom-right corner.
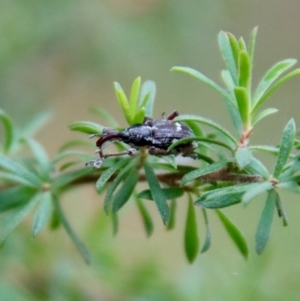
[{"x1": 0, "y1": 169, "x2": 264, "y2": 193}]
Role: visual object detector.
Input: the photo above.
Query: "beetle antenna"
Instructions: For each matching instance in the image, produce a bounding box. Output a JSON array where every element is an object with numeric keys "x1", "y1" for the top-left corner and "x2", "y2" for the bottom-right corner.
[{"x1": 166, "y1": 111, "x2": 179, "y2": 120}]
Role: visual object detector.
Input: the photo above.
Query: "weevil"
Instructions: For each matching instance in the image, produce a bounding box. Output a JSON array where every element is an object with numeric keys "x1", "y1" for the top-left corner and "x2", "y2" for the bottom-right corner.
[{"x1": 86, "y1": 111, "x2": 197, "y2": 168}]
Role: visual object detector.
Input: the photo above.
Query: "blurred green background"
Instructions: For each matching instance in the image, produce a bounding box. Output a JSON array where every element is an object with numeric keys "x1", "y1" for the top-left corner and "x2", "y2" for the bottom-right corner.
[{"x1": 1, "y1": 0, "x2": 300, "y2": 300}]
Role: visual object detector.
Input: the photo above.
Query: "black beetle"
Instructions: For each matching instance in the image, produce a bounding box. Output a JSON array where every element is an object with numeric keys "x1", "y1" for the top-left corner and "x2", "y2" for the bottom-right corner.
[{"x1": 86, "y1": 111, "x2": 197, "y2": 168}]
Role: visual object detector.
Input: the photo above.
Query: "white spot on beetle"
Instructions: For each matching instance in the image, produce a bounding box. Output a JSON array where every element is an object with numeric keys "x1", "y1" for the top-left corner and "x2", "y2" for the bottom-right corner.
[{"x1": 175, "y1": 122, "x2": 182, "y2": 131}]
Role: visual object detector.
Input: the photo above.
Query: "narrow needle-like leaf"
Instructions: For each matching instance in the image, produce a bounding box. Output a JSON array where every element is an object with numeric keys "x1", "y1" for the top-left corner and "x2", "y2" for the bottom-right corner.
[
  {"x1": 144, "y1": 161, "x2": 170, "y2": 225},
  {"x1": 32, "y1": 191, "x2": 52, "y2": 237},
  {"x1": 184, "y1": 195, "x2": 199, "y2": 263},
  {"x1": 0, "y1": 109, "x2": 14, "y2": 153},
  {"x1": 112, "y1": 171, "x2": 139, "y2": 212},
  {"x1": 252, "y1": 59, "x2": 297, "y2": 107},
  {"x1": 273, "y1": 119, "x2": 296, "y2": 178},
  {"x1": 69, "y1": 121, "x2": 104, "y2": 135},
  {"x1": 135, "y1": 196, "x2": 154, "y2": 237},
  {"x1": 53, "y1": 197, "x2": 90, "y2": 264},
  {"x1": 171, "y1": 67, "x2": 236, "y2": 107},
  {"x1": 0, "y1": 194, "x2": 40, "y2": 244},
  {"x1": 138, "y1": 80, "x2": 156, "y2": 117},
  {"x1": 216, "y1": 209, "x2": 248, "y2": 259},
  {"x1": 0, "y1": 154, "x2": 42, "y2": 188},
  {"x1": 201, "y1": 209, "x2": 211, "y2": 253},
  {"x1": 255, "y1": 189, "x2": 276, "y2": 254}
]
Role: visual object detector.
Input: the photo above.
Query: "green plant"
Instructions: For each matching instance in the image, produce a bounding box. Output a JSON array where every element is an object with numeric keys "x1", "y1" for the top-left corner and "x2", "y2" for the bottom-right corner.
[{"x1": 0, "y1": 28, "x2": 299, "y2": 263}]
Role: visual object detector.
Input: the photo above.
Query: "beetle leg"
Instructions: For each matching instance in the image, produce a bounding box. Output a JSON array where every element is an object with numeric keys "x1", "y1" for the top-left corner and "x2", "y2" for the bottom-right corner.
[
  {"x1": 86, "y1": 148, "x2": 138, "y2": 168},
  {"x1": 102, "y1": 148, "x2": 137, "y2": 159},
  {"x1": 86, "y1": 157, "x2": 105, "y2": 168},
  {"x1": 178, "y1": 142, "x2": 198, "y2": 159},
  {"x1": 89, "y1": 133, "x2": 102, "y2": 138},
  {"x1": 166, "y1": 111, "x2": 179, "y2": 120},
  {"x1": 148, "y1": 146, "x2": 169, "y2": 156}
]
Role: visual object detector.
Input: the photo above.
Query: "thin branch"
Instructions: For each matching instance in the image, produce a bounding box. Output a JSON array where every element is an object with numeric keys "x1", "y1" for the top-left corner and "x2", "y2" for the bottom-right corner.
[{"x1": 0, "y1": 169, "x2": 264, "y2": 193}]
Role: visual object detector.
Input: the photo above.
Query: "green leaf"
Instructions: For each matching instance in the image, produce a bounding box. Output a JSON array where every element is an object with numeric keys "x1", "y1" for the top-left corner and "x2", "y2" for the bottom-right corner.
[
  {"x1": 252, "y1": 108, "x2": 278, "y2": 126},
  {"x1": 103, "y1": 158, "x2": 138, "y2": 213},
  {"x1": 252, "y1": 68, "x2": 300, "y2": 115},
  {"x1": 69, "y1": 121, "x2": 104, "y2": 135},
  {"x1": 89, "y1": 107, "x2": 118, "y2": 127},
  {"x1": 138, "y1": 80, "x2": 156, "y2": 117},
  {"x1": 242, "y1": 181, "x2": 273, "y2": 205},
  {"x1": 144, "y1": 161, "x2": 170, "y2": 225},
  {"x1": 184, "y1": 120, "x2": 205, "y2": 138},
  {"x1": 166, "y1": 199, "x2": 177, "y2": 231},
  {"x1": 20, "y1": 111, "x2": 51, "y2": 138},
  {"x1": 275, "y1": 195, "x2": 288, "y2": 226},
  {"x1": 224, "y1": 94, "x2": 243, "y2": 136},
  {"x1": 171, "y1": 67, "x2": 236, "y2": 107},
  {"x1": 32, "y1": 191, "x2": 52, "y2": 237},
  {"x1": 278, "y1": 156, "x2": 300, "y2": 181},
  {"x1": 0, "y1": 154, "x2": 42, "y2": 188},
  {"x1": 129, "y1": 77, "x2": 141, "y2": 119},
  {"x1": 234, "y1": 86, "x2": 250, "y2": 128},
  {"x1": 138, "y1": 92, "x2": 150, "y2": 110},
  {"x1": 161, "y1": 155, "x2": 177, "y2": 169},
  {"x1": 273, "y1": 119, "x2": 296, "y2": 178},
  {"x1": 218, "y1": 31, "x2": 238, "y2": 84},
  {"x1": 50, "y1": 208, "x2": 61, "y2": 230},
  {"x1": 195, "y1": 184, "x2": 256, "y2": 208},
  {"x1": 216, "y1": 209, "x2": 248, "y2": 259},
  {"x1": 52, "y1": 150, "x2": 90, "y2": 164},
  {"x1": 221, "y1": 69, "x2": 236, "y2": 90},
  {"x1": 52, "y1": 168, "x2": 92, "y2": 191},
  {"x1": 193, "y1": 141, "x2": 227, "y2": 163},
  {"x1": 0, "y1": 186, "x2": 36, "y2": 212},
  {"x1": 137, "y1": 188, "x2": 184, "y2": 201},
  {"x1": 0, "y1": 109, "x2": 14, "y2": 153},
  {"x1": 132, "y1": 107, "x2": 146, "y2": 124},
  {"x1": 255, "y1": 189, "x2": 277, "y2": 254},
  {"x1": 238, "y1": 50, "x2": 251, "y2": 89},
  {"x1": 0, "y1": 171, "x2": 39, "y2": 187},
  {"x1": 112, "y1": 171, "x2": 139, "y2": 212},
  {"x1": 227, "y1": 33, "x2": 240, "y2": 71},
  {"x1": 277, "y1": 181, "x2": 300, "y2": 194},
  {"x1": 245, "y1": 157, "x2": 269, "y2": 180},
  {"x1": 111, "y1": 212, "x2": 118, "y2": 236},
  {"x1": 249, "y1": 26, "x2": 258, "y2": 63},
  {"x1": 59, "y1": 161, "x2": 79, "y2": 171},
  {"x1": 114, "y1": 82, "x2": 131, "y2": 124},
  {"x1": 181, "y1": 160, "x2": 228, "y2": 186},
  {"x1": 135, "y1": 196, "x2": 154, "y2": 237},
  {"x1": 195, "y1": 153, "x2": 215, "y2": 164},
  {"x1": 249, "y1": 145, "x2": 280, "y2": 156},
  {"x1": 252, "y1": 59, "x2": 297, "y2": 108},
  {"x1": 26, "y1": 138, "x2": 50, "y2": 177},
  {"x1": 173, "y1": 114, "x2": 237, "y2": 148},
  {"x1": 197, "y1": 191, "x2": 243, "y2": 209},
  {"x1": 201, "y1": 208, "x2": 211, "y2": 253},
  {"x1": 0, "y1": 193, "x2": 40, "y2": 244},
  {"x1": 238, "y1": 37, "x2": 247, "y2": 51},
  {"x1": 59, "y1": 139, "x2": 94, "y2": 152},
  {"x1": 52, "y1": 197, "x2": 90, "y2": 263},
  {"x1": 235, "y1": 148, "x2": 253, "y2": 169},
  {"x1": 184, "y1": 195, "x2": 199, "y2": 263},
  {"x1": 96, "y1": 157, "x2": 131, "y2": 194},
  {"x1": 167, "y1": 136, "x2": 233, "y2": 153}
]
